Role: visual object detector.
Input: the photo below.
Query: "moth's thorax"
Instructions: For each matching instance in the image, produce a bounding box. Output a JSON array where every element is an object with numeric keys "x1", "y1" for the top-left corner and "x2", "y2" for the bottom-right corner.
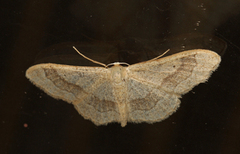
[{"x1": 110, "y1": 65, "x2": 127, "y2": 86}]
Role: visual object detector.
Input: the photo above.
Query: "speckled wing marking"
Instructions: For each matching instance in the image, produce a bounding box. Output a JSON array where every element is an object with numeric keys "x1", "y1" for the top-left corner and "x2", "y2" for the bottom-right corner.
[
  {"x1": 126, "y1": 49, "x2": 221, "y2": 123},
  {"x1": 26, "y1": 64, "x2": 121, "y2": 126}
]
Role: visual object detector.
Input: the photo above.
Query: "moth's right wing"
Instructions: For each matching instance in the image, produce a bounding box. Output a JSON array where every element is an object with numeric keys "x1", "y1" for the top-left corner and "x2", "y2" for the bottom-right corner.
[{"x1": 125, "y1": 50, "x2": 221, "y2": 123}]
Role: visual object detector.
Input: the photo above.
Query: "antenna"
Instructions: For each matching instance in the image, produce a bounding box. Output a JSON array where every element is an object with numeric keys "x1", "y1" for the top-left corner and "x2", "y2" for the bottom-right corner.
[
  {"x1": 73, "y1": 46, "x2": 107, "y2": 67},
  {"x1": 147, "y1": 49, "x2": 170, "y2": 62}
]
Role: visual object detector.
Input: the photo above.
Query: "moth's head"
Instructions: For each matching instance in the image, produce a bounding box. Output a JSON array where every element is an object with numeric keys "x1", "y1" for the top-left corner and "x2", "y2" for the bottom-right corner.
[{"x1": 106, "y1": 62, "x2": 130, "y2": 68}]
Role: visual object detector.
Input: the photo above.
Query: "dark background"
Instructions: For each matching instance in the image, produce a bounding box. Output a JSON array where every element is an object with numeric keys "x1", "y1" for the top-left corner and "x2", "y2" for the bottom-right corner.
[{"x1": 1, "y1": 0, "x2": 240, "y2": 153}]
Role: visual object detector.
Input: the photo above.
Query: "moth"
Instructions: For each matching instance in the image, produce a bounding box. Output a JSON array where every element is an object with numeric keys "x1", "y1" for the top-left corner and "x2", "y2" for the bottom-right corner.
[{"x1": 26, "y1": 47, "x2": 221, "y2": 127}]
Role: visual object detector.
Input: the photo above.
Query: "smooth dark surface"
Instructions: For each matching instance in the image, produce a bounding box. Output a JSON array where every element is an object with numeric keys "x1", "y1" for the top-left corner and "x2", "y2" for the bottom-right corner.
[{"x1": 1, "y1": 1, "x2": 240, "y2": 154}]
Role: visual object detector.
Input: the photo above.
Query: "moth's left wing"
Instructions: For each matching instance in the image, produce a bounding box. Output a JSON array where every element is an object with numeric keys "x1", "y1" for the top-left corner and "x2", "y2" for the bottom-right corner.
[{"x1": 26, "y1": 63, "x2": 120, "y2": 126}]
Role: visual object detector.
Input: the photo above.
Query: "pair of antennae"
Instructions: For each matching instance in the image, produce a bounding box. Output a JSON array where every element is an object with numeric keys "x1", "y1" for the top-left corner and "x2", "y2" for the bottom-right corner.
[{"x1": 73, "y1": 46, "x2": 170, "y2": 68}]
